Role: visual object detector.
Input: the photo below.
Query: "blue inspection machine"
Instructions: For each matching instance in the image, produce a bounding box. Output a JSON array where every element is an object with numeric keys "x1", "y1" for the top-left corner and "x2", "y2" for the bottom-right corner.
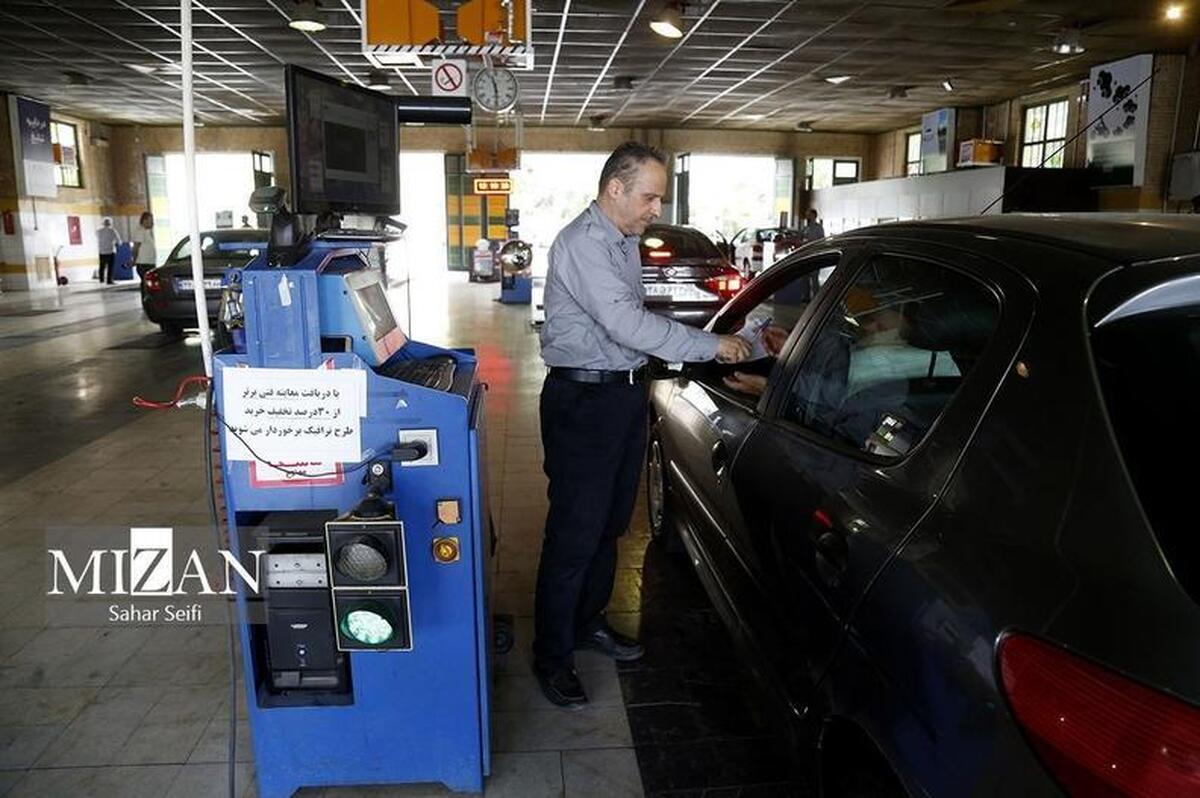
[{"x1": 212, "y1": 235, "x2": 495, "y2": 797}]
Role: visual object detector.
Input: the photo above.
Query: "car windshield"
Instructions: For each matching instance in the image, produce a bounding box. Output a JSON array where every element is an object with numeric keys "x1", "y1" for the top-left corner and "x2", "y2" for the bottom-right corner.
[
  {"x1": 758, "y1": 228, "x2": 798, "y2": 242},
  {"x1": 641, "y1": 228, "x2": 722, "y2": 261},
  {"x1": 1091, "y1": 288, "x2": 1200, "y2": 599},
  {"x1": 168, "y1": 232, "x2": 265, "y2": 262}
]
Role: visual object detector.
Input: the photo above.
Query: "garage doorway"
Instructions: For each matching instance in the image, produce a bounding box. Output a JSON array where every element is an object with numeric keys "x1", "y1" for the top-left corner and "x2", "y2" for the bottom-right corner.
[
  {"x1": 163, "y1": 152, "x2": 258, "y2": 247},
  {"x1": 686, "y1": 154, "x2": 780, "y2": 240},
  {"x1": 510, "y1": 151, "x2": 609, "y2": 278},
  {"x1": 397, "y1": 151, "x2": 449, "y2": 341}
]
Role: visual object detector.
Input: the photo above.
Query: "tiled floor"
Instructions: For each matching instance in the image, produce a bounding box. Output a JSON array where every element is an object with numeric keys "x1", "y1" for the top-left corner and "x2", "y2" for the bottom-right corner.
[
  {"x1": 0, "y1": 273, "x2": 799, "y2": 797},
  {"x1": 0, "y1": 274, "x2": 643, "y2": 797}
]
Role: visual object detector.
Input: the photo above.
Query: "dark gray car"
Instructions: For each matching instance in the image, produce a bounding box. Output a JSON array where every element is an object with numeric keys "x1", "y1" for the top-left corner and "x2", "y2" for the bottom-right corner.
[
  {"x1": 646, "y1": 214, "x2": 1200, "y2": 797},
  {"x1": 641, "y1": 224, "x2": 745, "y2": 328},
  {"x1": 141, "y1": 229, "x2": 266, "y2": 336}
]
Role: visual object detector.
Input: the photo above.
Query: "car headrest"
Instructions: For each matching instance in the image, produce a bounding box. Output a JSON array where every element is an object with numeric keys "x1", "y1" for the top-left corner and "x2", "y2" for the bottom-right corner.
[{"x1": 904, "y1": 291, "x2": 999, "y2": 355}]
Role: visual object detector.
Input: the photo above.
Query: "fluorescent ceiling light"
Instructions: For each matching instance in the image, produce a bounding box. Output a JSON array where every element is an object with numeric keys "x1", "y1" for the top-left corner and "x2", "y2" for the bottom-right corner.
[
  {"x1": 587, "y1": 115, "x2": 606, "y2": 132},
  {"x1": 126, "y1": 63, "x2": 159, "y2": 75},
  {"x1": 824, "y1": 75, "x2": 852, "y2": 85},
  {"x1": 796, "y1": 121, "x2": 815, "y2": 133},
  {"x1": 650, "y1": 4, "x2": 684, "y2": 38},
  {"x1": 371, "y1": 53, "x2": 424, "y2": 68},
  {"x1": 942, "y1": 79, "x2": 955, "y2": 92},
  {"x1": 1165, "y1": 3, "x2": 1185, "y2": 20},
  {"x1": 289, "y1": 0, "x2": 326, "y2": 32}
]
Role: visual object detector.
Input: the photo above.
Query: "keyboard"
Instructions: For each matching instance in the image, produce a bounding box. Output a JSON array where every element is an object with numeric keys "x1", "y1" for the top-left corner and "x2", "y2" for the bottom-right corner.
[{"x1": 380, "y1": 355, "x2": 457, "y2": 392}]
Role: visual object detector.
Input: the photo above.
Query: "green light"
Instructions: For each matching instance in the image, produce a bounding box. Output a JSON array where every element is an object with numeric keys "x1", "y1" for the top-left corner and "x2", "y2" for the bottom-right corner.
[{"x1": 340, "y1": 606, "x2": 394, "y2": 646}]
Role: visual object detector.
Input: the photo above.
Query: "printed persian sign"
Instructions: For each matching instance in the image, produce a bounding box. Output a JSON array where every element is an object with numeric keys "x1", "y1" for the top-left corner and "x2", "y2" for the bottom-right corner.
[{"x1": 221, "y1": 367, "x2": 367, "y2": 464}]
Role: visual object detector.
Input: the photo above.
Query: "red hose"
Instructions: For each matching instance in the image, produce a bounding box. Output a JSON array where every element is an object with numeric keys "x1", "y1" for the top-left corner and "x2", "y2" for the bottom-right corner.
[{"x1": 132, "y1": 375, "x2": 211, "y2": 409}]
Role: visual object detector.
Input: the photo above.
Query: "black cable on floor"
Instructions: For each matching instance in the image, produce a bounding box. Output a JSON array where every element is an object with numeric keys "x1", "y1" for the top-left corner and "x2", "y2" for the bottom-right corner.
[{"x1": 204, "y1": 384, "x2": 238, "y2": 798}]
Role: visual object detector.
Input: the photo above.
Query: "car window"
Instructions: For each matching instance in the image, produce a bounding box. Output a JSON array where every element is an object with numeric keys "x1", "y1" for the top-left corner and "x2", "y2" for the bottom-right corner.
[
  {"x1": 1090, "y1": 277, "x2": 1200, "y2": 602},
  {"x1": 169, "y1": 235, "x2": 263, "y2": 262},
  {"x1": 781, "y1": 253, "x2": 1000, "y2": 459},
  {"x1": 693, "y1": 255, "x2": 837, "y2": 402},
  {"x1": 640, "y1": 228, "x2": 722, "y2": 261}
]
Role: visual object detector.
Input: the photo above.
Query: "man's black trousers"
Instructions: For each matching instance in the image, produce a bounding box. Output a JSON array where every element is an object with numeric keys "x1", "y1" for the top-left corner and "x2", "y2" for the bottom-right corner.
[
  {"x1": 533, "y1": 374, "x2": 648, "y2": 671},
  {"x1": 98, "y1": 253, "x2": 114, "y2": 283}
]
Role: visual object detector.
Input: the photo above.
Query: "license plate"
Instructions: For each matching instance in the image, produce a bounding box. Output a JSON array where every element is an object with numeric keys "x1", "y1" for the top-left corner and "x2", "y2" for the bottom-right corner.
[
  {"x1": 177, "y1": 278, "x2": 223, "y2": 291},
  {"x1": 644, "y1": 283, "x2": 715, "y2": 303}
]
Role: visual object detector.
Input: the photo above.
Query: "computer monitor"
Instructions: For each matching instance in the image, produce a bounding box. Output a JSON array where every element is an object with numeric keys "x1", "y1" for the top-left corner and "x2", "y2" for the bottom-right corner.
[
  {"x1": 286, "y1": 65, "x2": 399, "y2": 215},
  {"x1": 344, "y1": 269, "x2": 407, "y2": 364}
]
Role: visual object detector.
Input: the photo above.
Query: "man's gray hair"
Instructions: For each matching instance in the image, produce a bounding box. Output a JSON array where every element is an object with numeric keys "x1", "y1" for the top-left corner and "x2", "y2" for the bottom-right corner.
[{"x1": 597, "y1": 141, "x2": 667, "y2": 196}]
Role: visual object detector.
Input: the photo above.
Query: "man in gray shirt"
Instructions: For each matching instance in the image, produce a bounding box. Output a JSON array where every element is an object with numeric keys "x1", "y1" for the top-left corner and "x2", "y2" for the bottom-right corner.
[
  {"x1": 533, "y1": 141, "x2": 750, "y2": 707},
  {"x1": 96, "y1": 218, "x2": 122, "y2": 284}
]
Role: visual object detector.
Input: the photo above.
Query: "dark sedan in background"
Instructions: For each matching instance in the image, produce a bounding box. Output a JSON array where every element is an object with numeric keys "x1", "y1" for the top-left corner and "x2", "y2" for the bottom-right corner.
[
  {"x1": 141, "y1": 229, "x2": 266, "y2": 336},
  {"x1": 641, "y1": 224, "x2": 745, "y2": 327},
  {"x1": 646, "y1": 215, "x2": 1200, "y2": 797}
]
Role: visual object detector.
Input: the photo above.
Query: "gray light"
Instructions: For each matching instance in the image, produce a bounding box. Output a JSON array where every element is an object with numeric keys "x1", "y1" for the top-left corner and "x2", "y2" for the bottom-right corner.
[
  {"x1": 367, "y1": 69, "x2": 392, "y2": 91},
  {"x1": 336, "y1": 539, "x2": 388, "y2": 582},
  {"x1": 289, "y1": 0, "x2": 326, "y2": 32}
]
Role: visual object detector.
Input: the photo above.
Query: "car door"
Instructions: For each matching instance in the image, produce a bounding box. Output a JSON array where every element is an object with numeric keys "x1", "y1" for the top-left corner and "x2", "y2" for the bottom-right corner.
[
  {"x1": 655, "y1": 246, "x2": 857, "y2": 693},
  {"x1": 731, "y1": 229, "x2": 752, "y2": 272},
  {"x1": 729, "y1": 240, "x2": 1035, "y2": 708}
]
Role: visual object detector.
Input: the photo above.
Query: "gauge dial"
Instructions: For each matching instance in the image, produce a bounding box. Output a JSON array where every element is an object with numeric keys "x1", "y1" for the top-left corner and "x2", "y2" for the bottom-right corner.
[{"x1": 472, "y1": 67, "x2": 520, "y2": 114}]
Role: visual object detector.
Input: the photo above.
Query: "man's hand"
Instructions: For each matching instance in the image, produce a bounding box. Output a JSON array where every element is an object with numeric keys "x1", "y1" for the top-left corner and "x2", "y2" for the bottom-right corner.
[
  {"x1": 723, "y1": 371, "x2": 768, "y2": 396},
  {"x1": 716, "y1": 335, "x2": 752, "y2": 364},
  {"x1": 763, "y1": 325, "x2": 789, "y2": 357}
]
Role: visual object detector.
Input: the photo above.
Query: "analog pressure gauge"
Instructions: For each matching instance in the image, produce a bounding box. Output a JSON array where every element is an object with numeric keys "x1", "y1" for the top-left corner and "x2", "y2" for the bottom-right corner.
[{"x1": 472, "y1": 67, "x2": 520, "y2": 114}]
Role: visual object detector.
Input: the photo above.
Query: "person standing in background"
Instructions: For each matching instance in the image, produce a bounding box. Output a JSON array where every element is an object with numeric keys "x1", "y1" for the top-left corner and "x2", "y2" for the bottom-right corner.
[
  {"x1": 131, "y1": 211, "x2": 157, "y2": 278},
  {"x1": 95, "y1": 218, "x2": 121, "y2": 284},
  {"x1": 801, "y1": 208, "x2": 826, "y2": 242}
]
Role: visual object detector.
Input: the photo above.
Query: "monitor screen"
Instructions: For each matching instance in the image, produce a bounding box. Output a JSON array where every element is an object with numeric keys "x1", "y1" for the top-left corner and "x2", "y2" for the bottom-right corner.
[
  {"x1": 286, "y1": 65, "x2": 399, "y2": 215},
  {"x1": 345, "y1": 269, "x2": 407, "y2": 364}
]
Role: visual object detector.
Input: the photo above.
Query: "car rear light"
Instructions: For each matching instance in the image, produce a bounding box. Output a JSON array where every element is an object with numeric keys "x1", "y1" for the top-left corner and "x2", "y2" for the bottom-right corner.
[
  {"x1": 999, "y1": 632, "x2": 1200, "y2": 797},
  {"x1": 648, "y1": 250, "x2": 673, "y2": 259},
  {"x1": 704, "y1": 271, "x2": 744, "y2": 300},
  {"x1": 143, "y1": 272, "x2": 162, "y2": 293}
]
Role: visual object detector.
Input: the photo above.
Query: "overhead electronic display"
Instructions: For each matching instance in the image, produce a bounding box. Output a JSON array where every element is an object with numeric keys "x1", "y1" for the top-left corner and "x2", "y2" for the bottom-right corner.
[{"x1": 286, "y1": 64, "x2": 400, "y2": 215}]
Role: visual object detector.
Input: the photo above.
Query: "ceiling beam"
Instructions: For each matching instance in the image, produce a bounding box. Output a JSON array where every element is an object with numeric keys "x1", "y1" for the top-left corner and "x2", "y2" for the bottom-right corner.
[
  {"x1": 663, "y1": 1, "x2": 796, "y2": 111},
  {"x1": 574, "y1": 0, "x2": 648, "y2": 125},
  {"x1": 540, "y1": 0, "x2": 572, "y2": 123},
  {"x1": 605, "y1": 0, "x2": 724, "y2": 125},
  {"x1": 682, "y1": 3, "x2": 866, "y2": 123},
  {"x1": 41, "y1": 0, "x2": 266, "y2": 120},
  {"x1": 114, "y1": 0, "x2": 280, "y2": 96}
]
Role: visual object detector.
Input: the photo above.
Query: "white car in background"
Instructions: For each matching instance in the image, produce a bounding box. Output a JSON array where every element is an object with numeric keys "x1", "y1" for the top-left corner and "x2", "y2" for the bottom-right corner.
[{"x1": 731, "y1": 226, "x2": 804, "y2": 276}]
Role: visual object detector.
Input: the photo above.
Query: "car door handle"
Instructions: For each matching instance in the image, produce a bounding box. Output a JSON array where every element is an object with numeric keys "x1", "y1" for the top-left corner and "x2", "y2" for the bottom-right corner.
[
  {"x1": 812, "y1": 529, "x2": 849, "y2": 587},
  {"x1": 711, "y1": 440, "x2": 728, "y2": 476}
]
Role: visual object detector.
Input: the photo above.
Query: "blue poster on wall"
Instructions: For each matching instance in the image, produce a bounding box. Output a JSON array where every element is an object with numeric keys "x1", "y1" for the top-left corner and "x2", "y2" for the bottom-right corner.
[{"x1": 9, "y1": 95, "x2": 57, "y2": 198}]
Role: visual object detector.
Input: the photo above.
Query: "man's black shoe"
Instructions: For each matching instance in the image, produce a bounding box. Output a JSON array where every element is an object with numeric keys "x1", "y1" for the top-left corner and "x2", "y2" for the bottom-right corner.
[
  {"x1": 576, "y1": 624, "x2": 644, "y2": 662},
  {"x1": 533, "y1": 664, "x2": 588, "y2": 709}
]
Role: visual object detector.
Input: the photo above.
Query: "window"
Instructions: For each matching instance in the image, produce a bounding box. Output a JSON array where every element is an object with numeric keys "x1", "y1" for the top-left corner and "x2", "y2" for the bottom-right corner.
[
  {"x1": 806, "y1": 158, "x2": 860, "y2": 190},
  {"x1": 701, "y1": 256, "x2": 838, "y2": 401},
  {"x1": 167, "y1": 231, "x2": 265, "y2": 264},
  {"x1": 1021, "y1": 99, "x2": 1070, "y2": 169},
  {"x1": 782, "y1": 254, "x2": 1000, "y2": 459},
  {"x1": 50, "y1": 121, "x2": 82, "y2": 188},
  {"x1": 1090, "y1": 274, "x2": 1200, "y2": 601},
  {"x1": 640, "y1": 227, "x2": 722, "y2": 262},
  {"x1": 906, "y1": 132, "x2": 922, "y2": 176}
]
